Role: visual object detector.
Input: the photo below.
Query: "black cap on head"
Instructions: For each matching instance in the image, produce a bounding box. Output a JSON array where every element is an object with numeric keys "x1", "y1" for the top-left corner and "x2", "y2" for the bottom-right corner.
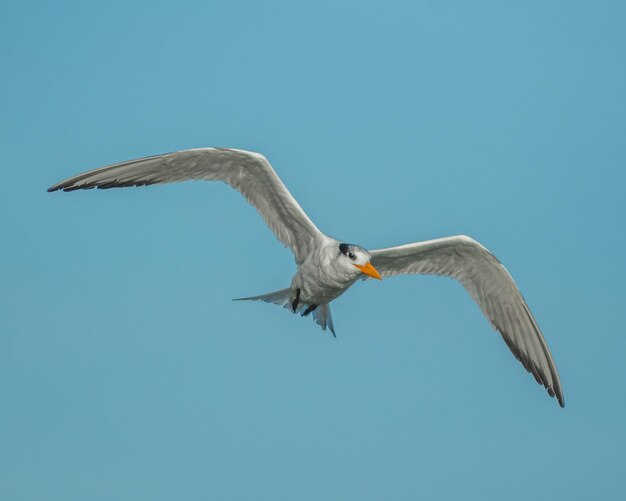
[{"x1": 339, "y1": 243, "x2": 354, "y2": 255}]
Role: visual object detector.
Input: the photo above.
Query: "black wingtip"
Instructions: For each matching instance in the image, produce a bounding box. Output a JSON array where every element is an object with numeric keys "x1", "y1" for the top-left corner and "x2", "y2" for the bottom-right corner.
[{"x1": 548, "y1": 386, "x2": 565, "y2": 408}]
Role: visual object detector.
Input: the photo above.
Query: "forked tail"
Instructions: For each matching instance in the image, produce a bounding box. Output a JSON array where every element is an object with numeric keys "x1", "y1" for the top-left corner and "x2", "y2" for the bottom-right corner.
[{"x1": 234, "y1": 288, "x2": 336, "y2": 337}]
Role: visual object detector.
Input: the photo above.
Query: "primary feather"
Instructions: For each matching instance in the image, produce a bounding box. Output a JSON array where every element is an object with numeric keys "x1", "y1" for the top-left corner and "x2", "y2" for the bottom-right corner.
[
  {"x1": 48, "y1": 148, "x2": 322, "y2": 265},
  {"x1": 371, "y1": 236, "x2": 563, "y2": 407}
]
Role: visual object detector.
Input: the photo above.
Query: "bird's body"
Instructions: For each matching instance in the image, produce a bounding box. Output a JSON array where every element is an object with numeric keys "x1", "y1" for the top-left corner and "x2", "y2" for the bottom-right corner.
[
  {"x1": 291, "y1": 238, "x2": 362, "y2": 304},
  {"x1": 49, "y1": 147, "x2": 564, "y2": 407}
]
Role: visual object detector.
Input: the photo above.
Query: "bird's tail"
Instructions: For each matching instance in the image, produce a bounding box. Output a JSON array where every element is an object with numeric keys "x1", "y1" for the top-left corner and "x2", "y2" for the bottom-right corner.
[
  {"x1": 312, "y1": 304, "x2": 335, "y2": 337},
  {"x1": 234, "y1": 288, "x2": 292, "y2": 308},
  {"x1": 234, "y1": 289, "x2": 336, "y2": 337}
]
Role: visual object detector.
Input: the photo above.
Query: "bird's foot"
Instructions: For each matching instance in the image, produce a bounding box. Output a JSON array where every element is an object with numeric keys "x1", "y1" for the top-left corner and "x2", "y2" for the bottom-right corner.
[
  {"x1": 292, "y1": 288, "x2": 301, "y2": 313},
  {"x1": 301, "y1": 304, "x2": 318, "y2": 317}
]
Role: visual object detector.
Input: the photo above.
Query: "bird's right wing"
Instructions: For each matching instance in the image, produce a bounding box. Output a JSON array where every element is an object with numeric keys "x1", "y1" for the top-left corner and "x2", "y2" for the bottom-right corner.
[
  {"x1": 370, "y1": 235, "x2": 564, "y2": 407},
  {"x1": 48, "y1": 148, "x2": 324, "y2": 264}
]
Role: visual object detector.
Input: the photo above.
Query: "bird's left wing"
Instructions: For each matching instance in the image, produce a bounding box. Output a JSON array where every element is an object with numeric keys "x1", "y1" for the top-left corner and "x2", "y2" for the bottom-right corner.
[
  {"x1": 48, "y1": 148, "x2": 323, "y2": 264},
  {"x1": 370, "y1": 235, "x2": 564, "y2": 407}
]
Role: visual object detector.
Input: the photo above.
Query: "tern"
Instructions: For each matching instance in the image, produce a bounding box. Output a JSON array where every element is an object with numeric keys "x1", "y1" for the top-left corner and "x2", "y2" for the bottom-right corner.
[{"x1": 49, "y1": 147, "x2": 564, "y2": 407}]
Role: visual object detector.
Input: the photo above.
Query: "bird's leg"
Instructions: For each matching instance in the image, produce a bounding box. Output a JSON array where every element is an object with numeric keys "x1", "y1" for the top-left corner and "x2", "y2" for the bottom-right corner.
[
  {"x1": 292, "y1": 288, "x2": 301, "y2": 313},
  {"x1": 301, "y1": 304, "x2": 318, "y2": 317}
]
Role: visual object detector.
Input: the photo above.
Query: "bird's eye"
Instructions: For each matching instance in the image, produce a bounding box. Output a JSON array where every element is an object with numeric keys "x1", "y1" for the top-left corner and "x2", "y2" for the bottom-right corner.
[{"x1": 348, "y1": 252, "x2": 356, "y2": 260}]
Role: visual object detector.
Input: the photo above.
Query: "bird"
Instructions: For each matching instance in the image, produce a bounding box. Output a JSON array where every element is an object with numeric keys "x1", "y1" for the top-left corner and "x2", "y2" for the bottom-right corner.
[{"x1": 48, "y1": 147, "x2": 564, "y2": 407}]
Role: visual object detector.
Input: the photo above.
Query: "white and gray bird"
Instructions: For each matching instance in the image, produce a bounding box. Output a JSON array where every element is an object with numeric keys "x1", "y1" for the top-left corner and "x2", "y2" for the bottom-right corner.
[{"x1": 48, "y1": 147, "x2": 564, "y2": 407}]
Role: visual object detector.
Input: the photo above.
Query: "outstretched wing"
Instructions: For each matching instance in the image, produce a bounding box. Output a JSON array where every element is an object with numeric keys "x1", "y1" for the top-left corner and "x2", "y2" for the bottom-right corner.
[
  {"x1": 370, "y1": 235, "x2": 564, "y2": 407},
  {"x1": 48, "y1": 148, "x2": 323, "y2": 264}
]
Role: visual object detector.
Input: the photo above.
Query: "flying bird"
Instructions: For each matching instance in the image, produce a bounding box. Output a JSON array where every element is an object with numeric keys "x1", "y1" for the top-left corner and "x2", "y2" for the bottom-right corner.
[{"x1": 48, "y1": 147, "x2": 564, "y2": 407}]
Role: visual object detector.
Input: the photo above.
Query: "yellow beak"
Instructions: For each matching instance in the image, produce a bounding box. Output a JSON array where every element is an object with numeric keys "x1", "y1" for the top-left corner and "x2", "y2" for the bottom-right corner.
[{"x1": 354, "y1": 261, "x2": 382, "y2": 280}]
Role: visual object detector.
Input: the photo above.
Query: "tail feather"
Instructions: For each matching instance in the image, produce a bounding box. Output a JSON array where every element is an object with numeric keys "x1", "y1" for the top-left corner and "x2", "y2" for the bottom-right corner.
[
  {"x1": 313, "y1": 304, "x2": 336, "y2": 337},
  {"x1": 234, "y1": 288, "x2": 336, "y2": 336},
  {"x1": 234, "y1": 288, "x2": 292, "y2": 308}
]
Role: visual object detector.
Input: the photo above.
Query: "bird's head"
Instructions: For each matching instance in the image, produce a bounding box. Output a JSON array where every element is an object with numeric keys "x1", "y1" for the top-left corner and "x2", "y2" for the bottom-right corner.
[{"x1": 338, "y1": 243, "x2": 382, "y2": 280}]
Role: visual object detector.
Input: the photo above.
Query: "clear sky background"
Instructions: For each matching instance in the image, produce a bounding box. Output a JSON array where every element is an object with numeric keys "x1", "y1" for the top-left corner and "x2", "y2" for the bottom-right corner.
[{"x1": 2, "y1": 1, "x2": 625, "y2": 500}]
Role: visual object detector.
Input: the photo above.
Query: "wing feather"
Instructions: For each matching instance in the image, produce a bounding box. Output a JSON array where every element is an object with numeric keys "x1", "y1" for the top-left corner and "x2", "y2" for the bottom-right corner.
[
  {"x1": 370, "y1": 235, "x2": 564, "y2": 407},
  {"x1": 48, "y1": 148, "x2": 323, "y2": 264}
]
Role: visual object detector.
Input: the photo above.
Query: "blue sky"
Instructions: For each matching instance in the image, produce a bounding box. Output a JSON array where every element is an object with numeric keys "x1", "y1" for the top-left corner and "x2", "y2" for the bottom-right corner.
[{"x1": 2, "y1": 1, "x2": 625, "y2": 499}]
